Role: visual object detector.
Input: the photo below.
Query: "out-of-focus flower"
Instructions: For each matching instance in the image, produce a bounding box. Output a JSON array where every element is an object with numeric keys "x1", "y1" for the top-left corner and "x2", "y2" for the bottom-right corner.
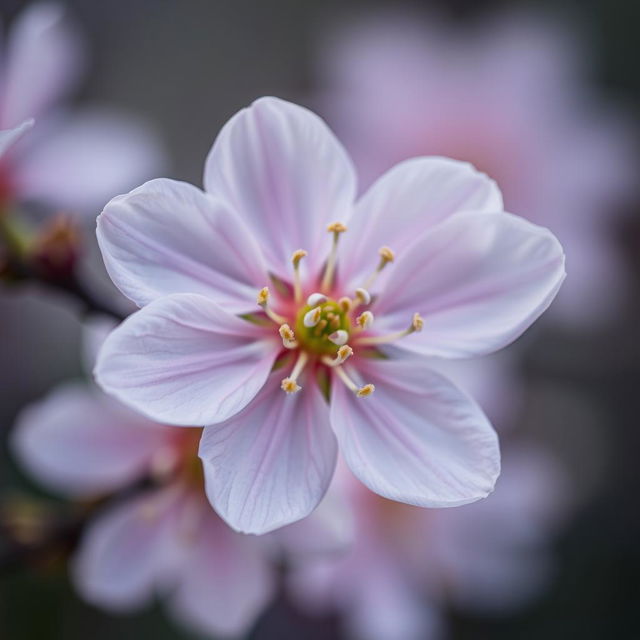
[
  {"x1": 0, "y1": 2, "x2": 165, "y2": 215},
  {"x1": 11, "y1": 385, "x2": 275, "y2": 638},
  {"x1": 290, "y1": 448, "x2": 569, "y2": 640},
  {"x1": 93, "y1": 96, "x2": 564, "y2": 534},
  {"x1": 315, "y1": 9, "x2": 635, "y2": 323}
]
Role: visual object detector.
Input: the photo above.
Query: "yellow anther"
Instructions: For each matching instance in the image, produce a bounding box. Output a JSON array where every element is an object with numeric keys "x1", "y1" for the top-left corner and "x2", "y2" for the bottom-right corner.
[
  {"x1": 327, "y1": 221, "x2": 348, "y2": 234},
  {"x1": 356, "y1": 311, "x2": 374, "y2": 330},
  {"x1": 291, "y1": 249, "x2": 307, "y2": 267},
  {"x1": 303, "y1": 307, "x2": 322, "y2": 328},
  {"x1": 356, "y1": 384, "x2": 375, "y2": 398},
  {"x1": 329, "y1": 330, "x2": 348, "y2": 346},
  {"x1": 279, "y1": 323, "x2": 298, "y2": 349},
  {"x1": 378, "y1": 246, "x2": 395, "y2": 265},
  {"x1": 257, "y1": 287, "x2": 270, "y2": 306},
  {"x1": 281, "y1": 378, "x2": 301, "y2": 394},
  {"x1": 338, "y1": 297, "x2": 352, "y2": 313},
  {"x1": 412, "y1": 312, "x2": 424, "y2": 332},
  {"x1": 321, "y1": 344, "x2": 353, "y2": 367}
]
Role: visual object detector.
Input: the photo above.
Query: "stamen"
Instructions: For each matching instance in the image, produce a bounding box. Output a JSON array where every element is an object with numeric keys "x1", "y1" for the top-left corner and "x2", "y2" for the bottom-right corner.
[
  {"x1": 334, "y1": 365, "x2": 375, "y2": 398},
  {"x1": 322, "y1": 345, "x2": 353, "y2": 367},
  {"x1": 355, "y1": 310, "x2": 374, "y2": 330},
  {"x1": 338, "y1": 296, "x2": 352, "y2": 313},
  {"x1": 354, "y1": 288, "x2": 371, "y2": 306},
  {"x1": 303, "y1": 306, "x2": 322, "y2": 327},
  {"x1": 321, "y1": 221, "x2": 348, "y2": 292},
  {"x1": 307, "y1": 292, "x2": 327, "y2": 307},
  {"x1": 362, "y1": 246, "x2": 395, "y2": 290},
  {"x1": 328, "y1": 330, "x2": 348, "y2": 346},
  {"x1": 291, "y1": 250, "x2": 307, "y2": 303},
  {"x1": 281, "y1": 351, "x2": 309, "y2": 394},
  {"x1": 279, "y1": 323, "x2": 298, "y2": 349},
  {"x1": 357, "y1": 312, "x2": 424, "y2": 346},
  {"x1": 257, "y1": 287, "x2": 288, "y2": 324}
]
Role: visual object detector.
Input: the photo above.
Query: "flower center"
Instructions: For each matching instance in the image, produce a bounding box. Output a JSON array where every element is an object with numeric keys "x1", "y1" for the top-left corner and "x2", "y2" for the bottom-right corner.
[
  {"x1": 295, "y1": 299, "x2": 351, "y2": 355},
  {"x1": 254, "y1": 221, "x2": 423, "y2": 398}
]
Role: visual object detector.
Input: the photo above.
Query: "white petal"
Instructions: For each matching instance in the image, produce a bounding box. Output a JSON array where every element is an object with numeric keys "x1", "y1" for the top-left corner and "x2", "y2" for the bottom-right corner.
[
  {"x1": 16, "y1": 109, "x2": 166, "y2": 213},
  {"x1": 1, "y1": 3, "x2": 84, "y2": 125},
  {"x1": 330, "y1": 358, "x2": 500, "y2": 507},
  {"x1": 374, "y1": 211, "x2": 565, "y2": 358},
  {"x1": 11, "y1": 383, "x2": 170, "y2": 497},
  {"x1": 72, "y1": 488, "x2": 184, "y2": 611},
  {"x1": 204, "y1": 97, "x2": 357, "y2": 278},
  {"x1": 169, "y1": 509, "x2": 274, "y2": 637},
  {"x1": 199, "y1": 370, "x2": 337, "y2": 534},
  {"x1": 97, "y1": 178, "x2": 268, "y2": 313},
  {"x1": 340, "y1": 157, "x2": 503, "y2": 287},
  {"x1": 94, "y1": 293, "x2": 278, "y2": 426},
  {"x1": 0, "y1": 119, "x2": 33, "y2": 158}
]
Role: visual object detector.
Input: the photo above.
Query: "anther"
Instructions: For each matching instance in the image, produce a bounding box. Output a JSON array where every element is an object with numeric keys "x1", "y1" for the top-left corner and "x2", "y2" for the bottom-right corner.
[
  {"x1": 354, "y1": 288, "x2": 371, "y2": 305},
  {"x1": 321, "y1": 344, "x2": 353, "y2": 367},
  {"x1": 356, "y1": 312, "x2": 424, "y2": 346},
  {"x1": 334, "y1": 365, "x2": 375, "y2": 398},
  {"x1": 321, "y1": 221, "x2": 348, "y2": 292},
  {"x1": 279, "y1": 323, "x2": 298, "y2": 349},
  {"x1": 281, "y1": 351, "x2": 309, "y2": 394},
  {"x1": 362, "y1": 246, "x2": 396, "y2": 290},
  {"x1": 329, "y1": 330, "x2": 348, "y2": 346},
  {"x1": 257, "y1": 286, "x2": 287, "y2": 324},
  {"x1": 307, "y1": 292, "x2": 327, "y2": 307},
  {"x1": 291, "y1": 249, "x2": 307, "y2": 303},
  {"x1": 356, "y1": 311, "x2": 374, "y2": 330},
  {"x1": 338, "y1": 297, "x2": 352, "y2": 313},
  {"x1": 303, "y1": 307, "x2": 322, "y2": 328}
]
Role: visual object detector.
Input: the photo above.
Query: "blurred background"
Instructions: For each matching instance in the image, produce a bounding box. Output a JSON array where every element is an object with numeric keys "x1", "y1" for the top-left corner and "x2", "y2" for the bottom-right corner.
[{"x1": 1, "y1": 0, "x2": 639, "y2": 638}]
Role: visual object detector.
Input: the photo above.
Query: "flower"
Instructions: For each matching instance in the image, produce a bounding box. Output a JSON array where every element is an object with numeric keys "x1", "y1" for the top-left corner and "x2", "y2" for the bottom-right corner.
[
  {"x1": 313, "y1": 9, "x2": 634, "y2": 323},
  {"x1": 289, "y1": 447, "x2": 569, "y2": 640},
  {"x1": 0, "y1": 2, "x2": 165, "y2": 214},
  {"x1": 94, "y1": 96, "x2": 565, "y2": 535},
  {"x1": 11, "y1": 383, "x2": 275, "y2": 637}
]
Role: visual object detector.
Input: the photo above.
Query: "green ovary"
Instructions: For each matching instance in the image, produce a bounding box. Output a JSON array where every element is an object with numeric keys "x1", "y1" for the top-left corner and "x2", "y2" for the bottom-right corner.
[{"x1": 295, "y1": 300, "x2": 351, "y2": 355}]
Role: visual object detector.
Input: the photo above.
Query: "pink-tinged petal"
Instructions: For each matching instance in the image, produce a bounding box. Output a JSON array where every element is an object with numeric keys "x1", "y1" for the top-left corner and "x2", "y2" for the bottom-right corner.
[
  {"x1": 0, "y1": 119, "x2": 33, "y2": 158},
  {"x1": 330, "y1": 358, "x2": 500, "y2": 507},
  {"x1": 72, "y1": 488, "x2": 184, "y2": 611},
  {"x1": 94, "y1": 293, "x2": 278, "y2": 426},
  {"x1": 11, "y1": 383, "x2": 171, "y2": 497},
  {"x1": 97, "y1": 177, "x2": 268, "y2": 313},
  {"x1": 340, "y1": 157, "x2": 502, "y2": 287},
  {"x1": 199, "y1": 370, "x2": 337, "y2": 534},
  {"x1": 373, "y1": 211, "x2": 565, "y2": 358},
  {"x1": 169, "y1": 509, "x2": 274, "y2": 637},
  {"x1": 1, "y1": 3, "x2": 84, "y2": 126},
  {"x1": 203, "y1": 96, "x2": 357, "y2": 279},
  {"x1": 15, "y1": 109, "x2": 166, "y2": 213}
]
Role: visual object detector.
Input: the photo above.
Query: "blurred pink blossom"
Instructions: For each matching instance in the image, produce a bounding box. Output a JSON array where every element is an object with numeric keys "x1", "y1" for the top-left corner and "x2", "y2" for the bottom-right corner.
[
  {"x1": 93, "y1": 96, "x2": 564, "y2": 535},
  {"x1": 315, "y1": 9, "x2": 636, "y2": 323},
  {"x1": 290, "y1": 448, "x2": 569, "y2": 640},
  {"x1": 0, "y1": 2, "x2": 165, "y2": 214}
]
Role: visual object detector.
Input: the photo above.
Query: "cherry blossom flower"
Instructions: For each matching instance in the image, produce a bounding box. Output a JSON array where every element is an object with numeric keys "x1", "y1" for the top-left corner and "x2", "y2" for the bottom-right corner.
[
  {"x1": 0, "y1": 2, "x2": 165, "y2": 214},
  {"x1": 94, "y1": 96, "x2": 565, "y2": 534},
  {"x1": 313, "y1": 9, "x2": 635, "y2": 324},
  {"x1": 289, "y1": 448, "x2": 569, "y2": 640},
  {"x1": 11, "y1": 384, "x2": 274, "y2": 637}
]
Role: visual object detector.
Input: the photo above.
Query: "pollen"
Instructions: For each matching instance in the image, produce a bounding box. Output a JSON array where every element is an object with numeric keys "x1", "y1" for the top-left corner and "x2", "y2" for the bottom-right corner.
[
  {"x1": 281, "y1": 378, "x2": 301, "y2": 394},
  {"x1": 412, "y1": 312, "x2": 424, "y2": 332},
  {"x1": 279, "y1": 323, "x2": 297, "y2": 349},
  {"x1": 356, "y1": 384, "x2": 375, "y2": 398},
  {"x1": 291, "y1": 249, "x2": 307, "y2": 267},
  {"x1": 257, "y1": 287, "x2": 269, "y2": 306},
  {"x1": 378, "y1": 246, "x2": 395, "y2": 264},
  {"x1": 303, "y1": 307, "x2": 322, "y2": 327},
  {"x1": 338, "y1": 297, "x2": 352, "y2": 312},
  {"x1": 327, "y1": 221, "x2": 348, "y2": 234}
]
